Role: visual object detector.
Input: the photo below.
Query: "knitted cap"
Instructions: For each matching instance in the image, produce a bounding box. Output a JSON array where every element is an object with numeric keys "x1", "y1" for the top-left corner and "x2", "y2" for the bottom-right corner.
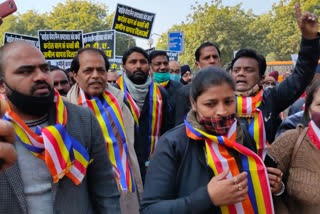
[
  {"x1": 269, "y1": 71, "x2": 279, "y2": 81},
  {"x1": 181, "y1": 65, "x2": 191, "y2": 76}
]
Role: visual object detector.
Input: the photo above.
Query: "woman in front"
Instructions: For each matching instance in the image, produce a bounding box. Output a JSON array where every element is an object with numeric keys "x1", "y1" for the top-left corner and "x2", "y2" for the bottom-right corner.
[
  {"x1": 141, "y1": 67, "x2": 282, "y2": 214},
  {"x1": 268, "y1": 79, "x2": 320, "y2": 213}
]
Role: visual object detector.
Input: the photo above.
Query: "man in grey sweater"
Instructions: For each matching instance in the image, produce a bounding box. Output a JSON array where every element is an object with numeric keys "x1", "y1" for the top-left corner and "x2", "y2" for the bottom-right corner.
[{"x1": 0, "y1": 41, "x2": 120, "y2": 214}]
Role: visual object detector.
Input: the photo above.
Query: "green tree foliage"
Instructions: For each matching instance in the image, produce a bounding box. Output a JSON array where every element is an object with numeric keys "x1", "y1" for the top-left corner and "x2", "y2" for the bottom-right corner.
[
  {"x1": 0, "y1": 0, "x2": 135, "y2": 56},
  {"x1": 0, "y1": 10, "x2": 47, "y2": 42},
  {"x1": 45, "y1": 0, "x2": 109, "y2": 32},
  {"x1": 156, "y1": 0, "x2": 320, "y2": 67},
  {"x1": 157, "y1": 1, "x2": 258, "y2": 68}
]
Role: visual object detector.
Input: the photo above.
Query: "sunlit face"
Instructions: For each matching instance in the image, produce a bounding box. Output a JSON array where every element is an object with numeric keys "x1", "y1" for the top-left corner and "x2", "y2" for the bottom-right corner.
[
  {"x1": 52, "y1": 69, "x2": 70, "y2": 95},
  {"x1": 263, "y1": 76, "x2": 276, "y2": 89},
  {"x1": 150, "y1": 55, "x2": 169, "y2": 78},
  {"x1": 169, "y1": 61, "x2": 181, "y2": 75},
  {"x1": 74, "y1": 51, "x2": 107, "y2": 97},
  {"x1": 195, "y1": 46, "x2": 221, "y2": 70},
  {"x1": 309, "y1": 88, "x2": 320, "y2": 116},
  {"x1": 106, "y1": 72, "x2": 120, "y2": 85},
  {"x1": 182, "y1": 71, "x2": 192, "y2": 84},
  {"x1": 191, "y1": 82, "x2": 236, "y2": 120},
  {"x1": 123, "y1": 52, "x2": 149, "y2": 85},
  {"x1": 0, "y1": 42, "x2": 53, "y2": 97},
  {"x1": 231, "y1": 57, "x2": 262, "y2": 93}
]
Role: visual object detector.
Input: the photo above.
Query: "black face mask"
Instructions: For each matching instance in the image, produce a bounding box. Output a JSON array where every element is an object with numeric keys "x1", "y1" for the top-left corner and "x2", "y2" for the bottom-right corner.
[
  {"x1": 180, "y1": 78, "x2": 188, "y2": 85},
  {"x1": 58, "y1": 89, "x2": 67, "y2": 96},
  {"x1": 126, "y1": 69, "x2": 149, "y2": 85},
  {"x1": 4, "y1": 81, "x2": 55, "y2": 117}
]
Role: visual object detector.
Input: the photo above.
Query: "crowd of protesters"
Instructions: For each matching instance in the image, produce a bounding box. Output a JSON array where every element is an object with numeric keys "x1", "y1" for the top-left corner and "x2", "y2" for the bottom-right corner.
[{"x1": 0, "y1": 3, "x2": 319, "y2": 214}]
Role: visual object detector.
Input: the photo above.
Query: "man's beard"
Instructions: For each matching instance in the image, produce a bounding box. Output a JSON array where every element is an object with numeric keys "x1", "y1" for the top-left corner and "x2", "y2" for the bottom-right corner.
[
  {"x1": 5, "y1": 80, "x2": 55, "y2": 116},
  {"x1": 58, "y1": 89, "x2": 68, "y2": 96},
  {"x1": 126, "y1": 69, "x2": 149, "y2": 85}
]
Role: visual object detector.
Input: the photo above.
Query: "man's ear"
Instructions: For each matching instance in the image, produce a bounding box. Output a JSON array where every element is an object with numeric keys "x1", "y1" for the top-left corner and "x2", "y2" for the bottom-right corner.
[
  {"x1": 149, "y1": 67, "x2": 154, "y2": 78},
  {"x1": 195, "y1": 61, "x2": 201, "y2": 70},
  {"x1": 258, "y1": 75, "x2": 265, "y2": 87},
  {"x1": 72, "y1": 72, "x2": 79, "y2": 83}
]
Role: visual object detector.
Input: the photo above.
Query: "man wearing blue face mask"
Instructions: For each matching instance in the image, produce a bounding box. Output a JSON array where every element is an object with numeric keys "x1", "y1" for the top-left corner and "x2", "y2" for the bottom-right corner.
[
  {"x1": 149, "y1": 51, "x2": 182, "y2": 127},
  {"x1": 169, "y1": 60, "x2": 181, "y2": 82}
]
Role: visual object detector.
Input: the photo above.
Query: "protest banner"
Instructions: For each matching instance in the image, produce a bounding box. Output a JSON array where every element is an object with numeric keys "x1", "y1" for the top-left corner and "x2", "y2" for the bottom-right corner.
[
  {"x1": 83, "y1": 30, "x2": 115, "y2": 59},
  {"x1": 165, "y1": 50, "x2": 179, "y2": 61},
  {"x1": 112, "y1": 3, "x2": 155, "y2": 39},
  {"x1": 4, "y1": 32, "x2": 39, "y2": 48},
  {"x1": 145, "y1": 47, "x2": 155, "y2": 55},
  {"x1": 38, "y1": 30, "x2": 83, "y2": 69},
  {"x1": 109, "y1": 56, "x2": 123, "y2": 74}
]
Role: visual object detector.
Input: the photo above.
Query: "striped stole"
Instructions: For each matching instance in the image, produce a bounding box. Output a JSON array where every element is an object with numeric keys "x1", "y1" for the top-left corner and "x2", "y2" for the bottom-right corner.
[
  {"x1": 78, "y1": 88, "x2": 135, "y2": 192},
  {"x1": 158, "y1": 80, "x2": 169, "y2": 88},
  {"x1": 3, "y1": 90, "x2": 90, "y2": 185},
  {"x1": 147, "y1": 81, "x2": 163, "y2": 159},
  {"x1": 236, "y1": 90, "x2": 268, "y2": 159},
  {"x1": 117, "y1": 76, "x2": 163, "y2": 160},
  {"x1": 185, "y1": 119, "x2": 274, "y2": 214},
  {"x1": 116, "y1": 75, "x2": 141, "y2": 128}
]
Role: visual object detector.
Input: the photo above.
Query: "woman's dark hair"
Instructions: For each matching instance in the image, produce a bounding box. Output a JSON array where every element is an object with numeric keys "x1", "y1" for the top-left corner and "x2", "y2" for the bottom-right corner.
[
  {"x1": 190, "y1": 67, "x2": 235, "y2": 102},
  {"x1": 304, "y1": 79, "x2": 320, "y2": 121}
]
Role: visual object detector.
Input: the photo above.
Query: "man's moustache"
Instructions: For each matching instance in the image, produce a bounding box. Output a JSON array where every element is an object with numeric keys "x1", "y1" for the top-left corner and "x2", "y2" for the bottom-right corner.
[{"x1": 30, "y1": 81, "x2": 52, "y2": 94}]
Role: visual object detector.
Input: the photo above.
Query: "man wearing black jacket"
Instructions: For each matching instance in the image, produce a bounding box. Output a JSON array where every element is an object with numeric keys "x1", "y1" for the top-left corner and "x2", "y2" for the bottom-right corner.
[
  {"x1": 149, "y1": 50, "x2": 182, "y2": 127},
  {"x1": 175, "y1": 42, "x2": 222, "y2": 125},
  {"x1": 230, "y1": 4, "x2": 319, "y2": 148},
  {"x1": 114, "y1": 47, "x2": 171, "y2": 180}
]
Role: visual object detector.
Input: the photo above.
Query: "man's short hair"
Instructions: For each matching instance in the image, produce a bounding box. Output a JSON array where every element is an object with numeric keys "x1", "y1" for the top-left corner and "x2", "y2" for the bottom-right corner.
[
  {"x1": 122, "y1": 47, "x2": 148, "y2": 65},
  {"x1": 195, "y1": 42, "x2": 221, "y2": 62},
  {"x1": 0, "y1": 42, "x2": 16, "y2": 80},
  {"x1": 50, "y1": 65, "x2": 69, "y2": 82},
  {"x1": 70, "y1": 47, "x2": 110, "y2": 74},
  {"x1": 231, "y1": 48, "x2": 266, "y2": 77},
  {"x1": 148, "y1": 50, "x2": 169, "y2": 64}
]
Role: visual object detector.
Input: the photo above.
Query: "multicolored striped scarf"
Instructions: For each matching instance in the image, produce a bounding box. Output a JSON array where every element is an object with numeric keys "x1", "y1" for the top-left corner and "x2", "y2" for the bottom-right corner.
[
  {"x1": 307, "y1": 121, "x2": 320, "y2": 151},
  {"x1": 3, "y1": 90, "x2": 90, "y2": 185},
  {"x1": 116, "y1": 75, "x2": 141, "y2": 128},
  {"x1": 185, "y1": 118, "x2": 274, "y2": 214},
  {"x1": 148, "y1": 81, "x2": 163, "y2": 159},
  {"x1": 158, "y1": 80, "x2": 169, "y2": 88},
  {"x1": 236, "y1": 90, "x2": 268, "y2": 159},
  {"x1": 78, "y1": 88, "x2": 135, "y2": 192},
  {"x1": 117, "y1": 76, "x2": 163, "y2": 160}
]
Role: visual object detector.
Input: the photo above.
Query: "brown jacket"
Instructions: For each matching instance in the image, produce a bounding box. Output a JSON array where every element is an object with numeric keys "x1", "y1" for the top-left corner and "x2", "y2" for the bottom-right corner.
[
  {"x1": 67, "y1": 84, "x2": 143, "y2": 214},
  {"x1": 268, "y1": 125, "x2": 320, "y2": 214}
]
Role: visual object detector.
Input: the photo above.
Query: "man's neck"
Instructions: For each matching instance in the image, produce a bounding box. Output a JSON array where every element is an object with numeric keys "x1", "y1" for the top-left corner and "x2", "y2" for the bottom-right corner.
[{"x1": 235, "y1": 85, "x2": 260, "y2": 97}]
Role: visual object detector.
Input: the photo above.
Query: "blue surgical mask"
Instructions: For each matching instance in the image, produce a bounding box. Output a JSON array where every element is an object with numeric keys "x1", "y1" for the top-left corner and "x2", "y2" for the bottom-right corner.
[
  {"x1": 153, "y1": 72, "x2": 170, "y2": 83},
  {"x1": 169, "y1": 74, "x2": 181, "y2": 82}
]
